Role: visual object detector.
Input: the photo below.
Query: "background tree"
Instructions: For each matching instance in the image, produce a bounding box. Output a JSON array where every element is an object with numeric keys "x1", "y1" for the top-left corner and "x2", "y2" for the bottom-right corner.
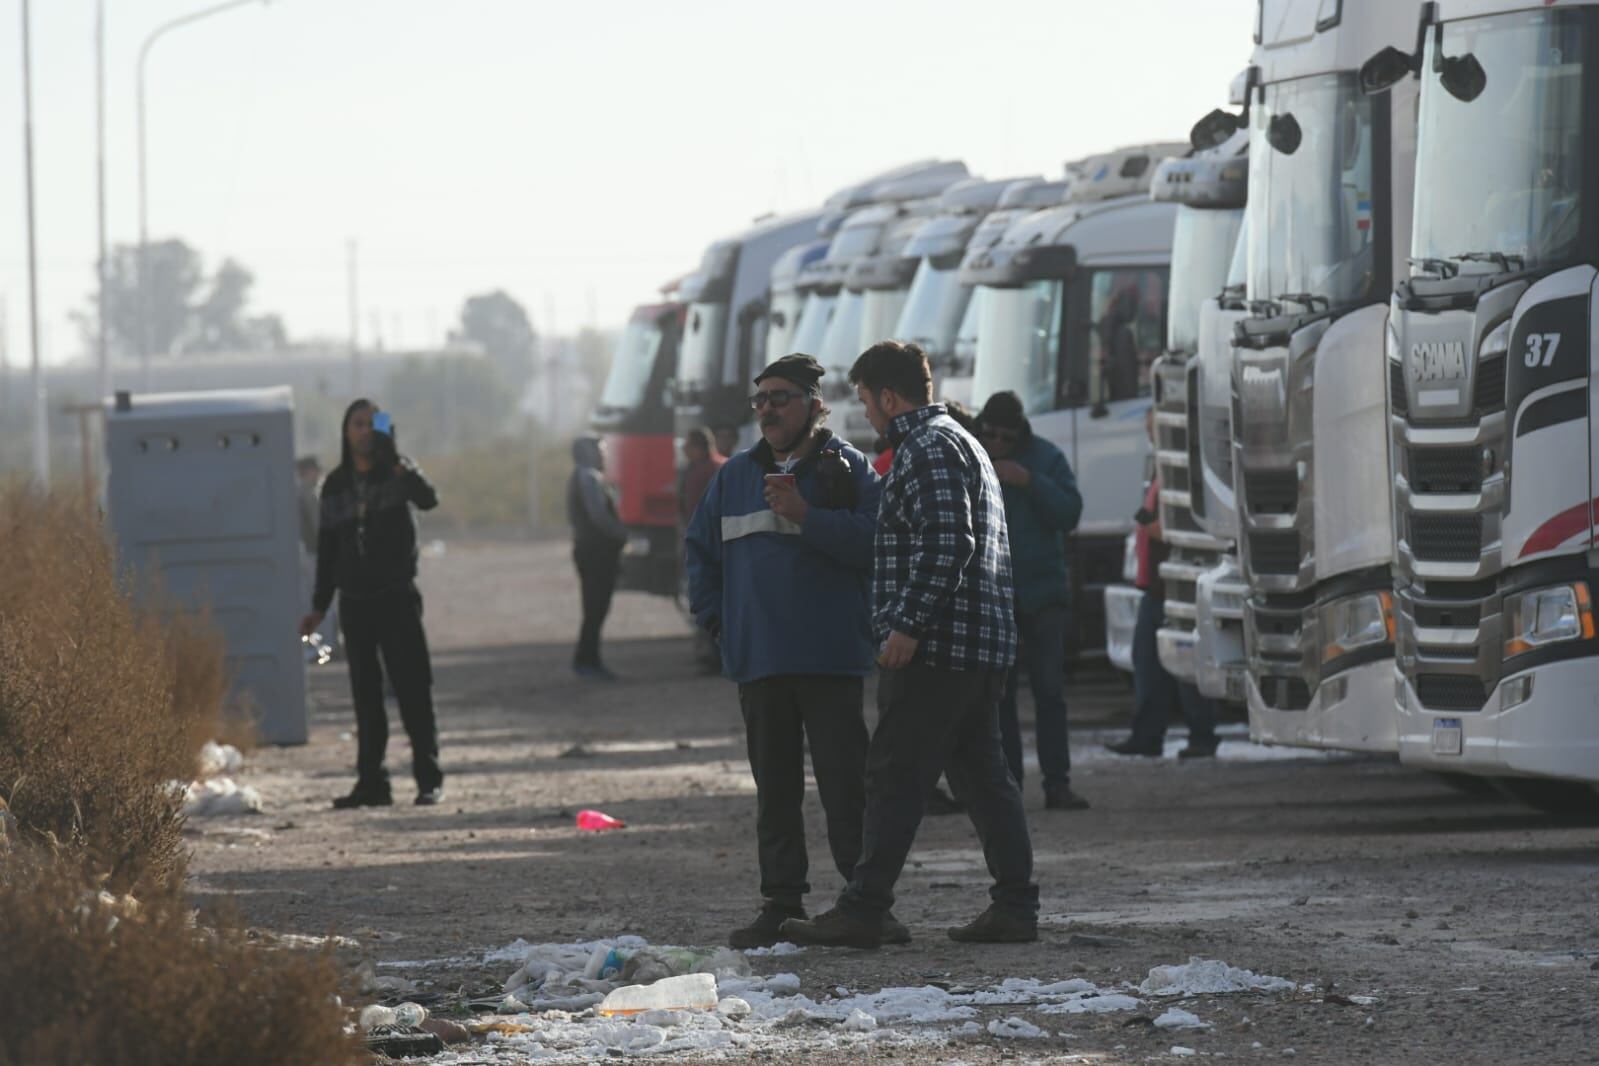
[{"x1": 452, "y1": 291, "x2": 536, "y2": 390}]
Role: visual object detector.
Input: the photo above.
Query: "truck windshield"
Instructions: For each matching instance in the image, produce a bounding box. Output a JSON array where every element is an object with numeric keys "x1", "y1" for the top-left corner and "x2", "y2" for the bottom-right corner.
[
  {"x1": 1248, "y1": 72, "x2": 1377, "y2": 307},
  {"x1": 677, "y1": 302, "x2": 728, "y2": 389},
  {"x1": 972, "y1": 281, "x2": 1063, "y2": 414},
  {"x1": 861, "y1": 288, "x2": 909, "y2": 352},
  {"x1": 767, "y1": 291, "x2": 805, "y2": 363},
  {"x1": 818, "y1": 290, "x2": 866, "y2": 382},
  {"x1": 597, "y1": 318, "x2": 665, "y2": 411},
  {"x1": 894, "y1": 257, "x2": 971, "y2": 362},
  {"x1": 790, "y1": 292, "x2": 836, "y2": 358},
  {"x1": 1412, "y1": 10, "x2": 1586, "y2": 278},
  {"x1": 1168, "y1": 206, "x2": 1244, "y2": 354}
]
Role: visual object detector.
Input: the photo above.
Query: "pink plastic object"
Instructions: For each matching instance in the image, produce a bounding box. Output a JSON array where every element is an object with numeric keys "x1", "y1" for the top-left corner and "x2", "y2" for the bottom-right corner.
[{"x1": 576, "y1": 809, "x2": 626, "y2": 831}]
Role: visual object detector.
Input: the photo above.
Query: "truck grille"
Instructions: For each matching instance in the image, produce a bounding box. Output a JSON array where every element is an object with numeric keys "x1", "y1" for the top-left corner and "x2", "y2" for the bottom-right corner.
[
  {"x1": 1168, "y1": 579, "x2": 1197, "y2": 605},
  {"x1": 1389, "y1": 359, "x2": 1407, "y2": 417},
  {"x1": 1408, "y1": 514, "x2": 1482, "y2": 562},
  {"x1": 1407, "y1": 446, "x2": 1481, "y2": 494},
  {"x1": 1245, "y1": 469, "x2": 1298, "y2": 516},
  {"x1": 1258, "y1": 675, "x2": 1311, "y2": 711},
  {"x1": 1416, "y1": 673, "x2": 1487, "y2": 711},
  {"x1": 1410, "y1": 600, "x2": 1482, "y2": 628},
  {"x1": 1247, "y1": 531, "x2": 1301, "y2": 575},
  {"x1": 1473, "y1": 355, "x2": 1505, "y2": 414},
  {"x1": 1164, "y1": 464, "x2": 1190, "y2": 494}
]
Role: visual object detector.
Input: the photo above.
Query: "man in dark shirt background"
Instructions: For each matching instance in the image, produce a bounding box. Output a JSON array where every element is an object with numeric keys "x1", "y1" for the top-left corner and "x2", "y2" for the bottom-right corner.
[{"x1": 300, "y1": 399, "x2": 444, "y2": 809}]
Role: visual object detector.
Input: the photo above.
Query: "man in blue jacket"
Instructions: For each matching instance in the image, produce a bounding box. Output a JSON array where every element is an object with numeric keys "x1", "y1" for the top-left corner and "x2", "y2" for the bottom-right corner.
[
  {"x1": 685, "y1": 354, "x2": 902, "y2": 949},
  {"x1": 976, "y1": 391, "x2": 1088, "y2": 810}
]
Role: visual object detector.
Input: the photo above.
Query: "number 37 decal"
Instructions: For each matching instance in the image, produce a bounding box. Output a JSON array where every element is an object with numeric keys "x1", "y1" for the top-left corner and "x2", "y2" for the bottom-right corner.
[{"x1": 1525, "y1": 332, "x2": 1562, "y2": 368}]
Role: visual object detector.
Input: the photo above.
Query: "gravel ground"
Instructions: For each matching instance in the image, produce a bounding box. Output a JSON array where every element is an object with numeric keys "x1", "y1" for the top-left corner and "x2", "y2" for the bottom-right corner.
[{"x1": 188, "y1": 541, "x2": 1599, "y2": 1065}]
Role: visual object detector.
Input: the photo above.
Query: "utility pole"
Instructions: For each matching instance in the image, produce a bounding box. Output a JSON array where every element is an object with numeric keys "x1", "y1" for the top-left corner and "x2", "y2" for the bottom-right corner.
[
  {"x1": 22, "y1": 0, "x2": 48, "y2": 487},
  {"x1": 96, "y1": 0, "x2": 110, "y2": 404},
  {"x1": 347, "y1": 238, "x2": 360, "y2": 394}
]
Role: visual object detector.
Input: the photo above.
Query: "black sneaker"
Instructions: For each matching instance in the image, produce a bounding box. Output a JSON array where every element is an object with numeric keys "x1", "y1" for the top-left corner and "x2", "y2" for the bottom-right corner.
[
  {"x1": 729, "y1": 904, "x2": 804, "y2": 950},
  {"x1": 1104, "y1": 737, "x2": 1163, "y2": 757},
  {"x1": 780, "y1": 906, "x2": 884, "y2": 950},
  {"x1": 1178, "y1": 742, "x2": 1219, "y2": 759},
  {"x1": 415, "y1": 786, "x2": 445, "y2": 806},
  {"x1": 925, "y1": 785, "x2": 964, "y2": 816},
  {"x1": 1044, "y1": 786, "x2": 1091, "y2": 811},
  {"x1": 332, "y1": 784, "x2": 393, "y2": 810},
  {"x1": 883, "y1": 911, "x2": 912, "y2": 946},
  {"x1": 947, "y1": 904, "x2": 1038, "y2": 944}
]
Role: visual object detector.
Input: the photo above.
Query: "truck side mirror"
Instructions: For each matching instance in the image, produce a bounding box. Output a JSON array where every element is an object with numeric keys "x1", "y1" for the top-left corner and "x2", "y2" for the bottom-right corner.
[
  {"x1": 1266, "y1": 113, "x2": 1302, "y2": 156},
  {"x1": 1359, "y1": 46, "x2": 1416, "y2": 95},
  {"x1": 1189, "y1": 108, "x2": 1240, "y2": 152},
  {"x1": 1439, "y1": 53, "x2": 1486, "y2": 103}
]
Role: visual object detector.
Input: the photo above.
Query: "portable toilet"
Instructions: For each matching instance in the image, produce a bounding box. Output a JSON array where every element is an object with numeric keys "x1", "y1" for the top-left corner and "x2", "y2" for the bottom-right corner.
[{"x1": 104, "y1": 386, "x2": 308, "y2": 745}]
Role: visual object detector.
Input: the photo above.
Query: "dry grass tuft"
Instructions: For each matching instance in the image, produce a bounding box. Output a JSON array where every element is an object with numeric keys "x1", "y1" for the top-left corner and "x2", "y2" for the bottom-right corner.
[
  {"x1": 0, "y1": 852, "x2": 364, "y2": 1066},
  {"x1": 0, "y1": 484, "x2": 225, "y2": 890}
]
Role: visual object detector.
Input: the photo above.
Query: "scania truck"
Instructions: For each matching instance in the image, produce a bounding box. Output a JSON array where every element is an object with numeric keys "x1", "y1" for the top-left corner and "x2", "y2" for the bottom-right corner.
[
  {"x1": 1195, "y1": 0, "x2": 1418, "y2": 753},
  {"x1": 960, "y1": 142, "x2": 1186, "y2": 656},
  {"x1": 1148, "y1": 132, "x2": 1249, "y2": 688},
  {"x1": 1362, "y1": 0, "x2": 1599, "y2": 807},
  {"x1": 765, "y1": 238, "x2": 830, "y2": 365},
  {"x1": 591, "y1": 296, "x2": 685, "y2": 596}
]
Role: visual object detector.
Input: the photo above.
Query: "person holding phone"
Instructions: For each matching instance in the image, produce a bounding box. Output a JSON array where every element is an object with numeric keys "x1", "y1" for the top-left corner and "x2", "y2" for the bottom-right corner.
[
  {"x1": 301, "y1": 399, "x2": 445, "y2": 809},
  {"x1": 684, "y1": 354, "x2": 892, "y2": 949}
]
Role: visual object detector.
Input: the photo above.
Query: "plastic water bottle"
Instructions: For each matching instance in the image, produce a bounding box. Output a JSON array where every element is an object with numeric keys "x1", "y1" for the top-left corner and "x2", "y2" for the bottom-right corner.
[
  {"x1": 576, "y1": 809, "x2": 626, "y2": 831},
  {"x1": 393, "y1": 1003, "x2": 428, "y2": 1027},
  {"x1": 597, "y1": 973, "x2": 718, "y2": 1017}
]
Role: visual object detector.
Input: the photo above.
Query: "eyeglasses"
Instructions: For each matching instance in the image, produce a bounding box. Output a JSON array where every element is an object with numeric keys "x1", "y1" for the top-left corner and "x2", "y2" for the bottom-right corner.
[
  {"x1": 980, "y1": 425, "x2": 1020, "y2": 444},
  {"x1": 749, "y1": 389, "x2": 808, "y2": 410}
]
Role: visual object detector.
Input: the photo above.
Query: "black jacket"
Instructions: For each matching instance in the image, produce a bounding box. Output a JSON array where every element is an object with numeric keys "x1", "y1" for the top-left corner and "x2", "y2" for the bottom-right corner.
[{"x1": 312, "y1": 458, "x2": 439, "y2": 610}]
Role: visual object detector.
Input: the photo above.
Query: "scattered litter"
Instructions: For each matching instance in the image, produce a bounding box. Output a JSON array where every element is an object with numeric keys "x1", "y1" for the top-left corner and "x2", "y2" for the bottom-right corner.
[
  {"x1": 987, "y1": 1016, "x2": 1048, "y2": 1039},
  {"x1": 1171, "y1": 1046, "x2": 1197, "y2": 1057},
  {"x1": 841, "y1": 1009, "x2": 877, "y2": 1032},
  {"x1": 1039, "y1": 993, "x2": 1142, "y2": 1015},
  {"x1": 359, "y1": 1004, "x2": 398, "y2": 1030},
  {"x1": 180, "y1": 776, "x2": 263, "y2": 816},
  {"x1": 1155, "y1": 1008, "x2": 1211, "y2": 1030},
  {"x1": 576, "y1": 809, "x2": 625, "y2": 831},
  {"x1": 598, "y1": 973, "x2": 718, "y2": 1017},
  {"x1": 196, "y1": 740, "x2": 245, "y2": 778},
  {"x1": 743, "y1": 941, "x2": 804, "y2": 957},
  {"x1": 1140, "y1": 957, "x2": 1295, "y2": 996}
]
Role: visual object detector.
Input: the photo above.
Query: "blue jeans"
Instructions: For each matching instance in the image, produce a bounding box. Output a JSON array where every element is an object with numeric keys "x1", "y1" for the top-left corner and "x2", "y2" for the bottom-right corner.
[
  {"x1": 997, "y1": 604, "x2": 1071, "y2": 789},
  {"x1": 1130, "y1": 590, "x2": 1218, "y2": 748}
]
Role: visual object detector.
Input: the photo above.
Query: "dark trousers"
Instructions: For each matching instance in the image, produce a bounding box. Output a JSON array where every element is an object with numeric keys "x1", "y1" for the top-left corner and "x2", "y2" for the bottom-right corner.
[
  {"x1": 842, "y1": 664, "x2": 1038, "y2": 918},
  {"x1": 997, "y1": 604, "x2": 1071, "y2": 789},
  {"x1": 340, "y1": 584, "x2": 443, "y2": 792},
  {"x1": 573, "y1": 544, "x2": 621, "y2": 668},
  {"x1": 1130, "y1": 590, "x2": 1218, "y2": 748},
  {"x1": 738, "y1": 676, "x2": 869, "y2": 907}
]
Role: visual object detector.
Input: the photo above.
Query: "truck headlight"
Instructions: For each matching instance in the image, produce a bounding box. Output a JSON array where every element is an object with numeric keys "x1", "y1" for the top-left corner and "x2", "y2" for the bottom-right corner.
[
  {"x1": 1479, "y1": 317, "x2": 1511, "y2": 360},
  {"x1": 1385, "y1": 316, "x2": 1400, "y2": 363},
  {"x1": 1503, "y1": 583, "x2": 1594, "y2": 658},
  {"x1": 1321, "y1": 591, "x2": 1394, "y2": 663}
]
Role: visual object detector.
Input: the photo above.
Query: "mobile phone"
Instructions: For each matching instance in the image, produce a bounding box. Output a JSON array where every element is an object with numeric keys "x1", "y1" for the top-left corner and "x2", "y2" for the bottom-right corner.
[
  {"x1": 764, "y1": 473, "x2": 796, "y2": 489},
  {"x1": 372, "y1": 411, "x2": 393, "y2": 436}
]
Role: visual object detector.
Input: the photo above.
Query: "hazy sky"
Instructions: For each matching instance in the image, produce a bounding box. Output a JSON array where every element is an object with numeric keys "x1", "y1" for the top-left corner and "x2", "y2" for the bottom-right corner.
[{"x1": 0, "y1": 0, "x2": 1256, "y2": 369}]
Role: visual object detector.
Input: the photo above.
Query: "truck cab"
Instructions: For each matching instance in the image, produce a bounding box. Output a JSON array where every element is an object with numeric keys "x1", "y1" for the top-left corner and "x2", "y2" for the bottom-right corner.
[
  {"x1": 960, "y1": 143, "x2": 1186, "y2": 656},
  {"x1": 765, "y1": 239, "x2": 830, "y2": 366},
  {"x1": 591, "y1": 298, "x2": 685, "y2": 596},
  {"x1": 1227, "y1": 0, "x2": 1418, "y2": 753},
  {"x1": 1363, "y1": 0, "x2": 1599, "y2": 804}
]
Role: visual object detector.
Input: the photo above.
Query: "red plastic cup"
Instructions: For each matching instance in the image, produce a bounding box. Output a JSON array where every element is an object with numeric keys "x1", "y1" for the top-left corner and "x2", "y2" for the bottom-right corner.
[{"x1": 576, "y1": 809, "x2": 626, "y2": 831}]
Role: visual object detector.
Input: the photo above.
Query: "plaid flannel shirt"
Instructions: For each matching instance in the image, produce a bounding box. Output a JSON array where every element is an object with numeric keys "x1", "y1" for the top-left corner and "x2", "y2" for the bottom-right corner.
[{"x1": 873, "y1": 404, "x2": 1018, "y2": 671}]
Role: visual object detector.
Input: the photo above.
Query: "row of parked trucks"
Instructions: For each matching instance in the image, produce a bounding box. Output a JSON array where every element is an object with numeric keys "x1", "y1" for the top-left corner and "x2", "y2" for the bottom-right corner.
[{"x1": 592, "y1": 0, "x2": 1599, "y2": 812}]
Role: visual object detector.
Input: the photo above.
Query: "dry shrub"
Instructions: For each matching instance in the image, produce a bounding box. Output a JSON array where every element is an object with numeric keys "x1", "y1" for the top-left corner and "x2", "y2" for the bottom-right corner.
[
  {"x1": 0, "y1": 853, "x2": 364, "y2": 1066},
  {"x1": 0, "y1": 485, "x2": 227, "y2": 890}
]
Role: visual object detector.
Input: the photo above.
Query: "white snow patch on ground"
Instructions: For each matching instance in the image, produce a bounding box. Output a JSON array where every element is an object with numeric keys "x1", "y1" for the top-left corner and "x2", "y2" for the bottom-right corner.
[
  {"x1": 987, "y1": 1016, "x2": 1048, "y2": 1039},
  {"x1": 1155, "y1": 1007, "x2": 1211, "y2": 1030},
  {"x1": 1141, "y1": 957, "x2": 1296, "y2": 996},
  {"x1": 1038, "y1": 993, "x2": 1142, "y2": 1015}
]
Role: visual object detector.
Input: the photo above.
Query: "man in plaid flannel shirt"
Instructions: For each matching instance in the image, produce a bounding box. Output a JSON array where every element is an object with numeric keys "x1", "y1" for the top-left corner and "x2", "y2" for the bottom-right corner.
[{"x1": 783, "y1": 341, "x2": 1039, "y2": 949}]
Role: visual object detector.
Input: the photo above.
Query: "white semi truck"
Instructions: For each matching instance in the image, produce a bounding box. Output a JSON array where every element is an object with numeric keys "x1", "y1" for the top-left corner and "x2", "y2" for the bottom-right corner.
[
  {"x1": 1194, "y1": 0, "x2": 1419, "y2": 752},
  {"x1": 765, "y1": 238, "x2": 830, "y2": 365},
  {"x1": 1148, "y1": 132, "x2": 1249, "y2": 690},
  {"x1": 960, "y1": 142, "x2": 1185, "y2": 657},
  {"x1": 1362, "y1": 0, "x2": 1599, "y2": 809}
]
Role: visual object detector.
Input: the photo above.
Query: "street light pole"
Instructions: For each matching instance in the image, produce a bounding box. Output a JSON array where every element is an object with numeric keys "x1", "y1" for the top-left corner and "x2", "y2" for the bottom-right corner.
[
  {"x1": 137, "y1": 0, "x2": 268, "y2": 390},
  {"x1": 96, "y1": 0, "x2": 110, "y2": 406},
  {"x1": 21, "y1": 0, "x2": 47, "y2": 487}
]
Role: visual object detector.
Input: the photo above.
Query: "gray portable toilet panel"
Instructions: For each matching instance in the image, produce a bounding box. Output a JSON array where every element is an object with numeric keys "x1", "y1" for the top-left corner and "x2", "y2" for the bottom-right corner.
[{"x1": 104, "y1": 387, "x2": 308, "y2": 745}]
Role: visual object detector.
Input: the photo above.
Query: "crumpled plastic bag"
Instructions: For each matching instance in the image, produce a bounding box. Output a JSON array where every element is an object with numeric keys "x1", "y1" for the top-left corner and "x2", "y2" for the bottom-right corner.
[
  {"x1": 181, "y1": 777, "x2": 263, "y2": 816},
  {"x1": 196, "y1": 740, "x2": 245, "y2": 779}
]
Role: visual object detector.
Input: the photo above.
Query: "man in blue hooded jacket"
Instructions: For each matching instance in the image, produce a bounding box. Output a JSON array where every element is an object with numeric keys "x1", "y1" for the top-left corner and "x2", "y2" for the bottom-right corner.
[
  {"x1": 686, "y1": 354, "x2": 904, "y2": 949},
  {"x1": 976, "y1": 390, "x2": 1088, "y2": 810}
]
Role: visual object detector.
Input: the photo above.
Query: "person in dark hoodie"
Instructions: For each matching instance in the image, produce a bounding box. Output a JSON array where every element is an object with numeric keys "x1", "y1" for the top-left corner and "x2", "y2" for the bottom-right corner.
[
  {"x1": 685, "y1": 354, "x2": 902, "y2": 949},
  {"x1": 300, "y1": 399, "x2": 444, "y2": 809},
  {"x1": 568, "y1": 436, "x2": 629, "y2": 680},
  {"x1": 976, "y1": 390, "x2": 1088, "y2": 810}
]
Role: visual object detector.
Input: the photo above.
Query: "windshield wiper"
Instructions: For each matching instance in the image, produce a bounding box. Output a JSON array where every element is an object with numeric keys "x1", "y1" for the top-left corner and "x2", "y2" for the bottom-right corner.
[
  {"x1": 1451, "y1": 250, "x2": 1526, "y2": 273},
  {"x1": 1249, "y1": 298, "x2": 1284, "y2": 318},
  {"x1": 1277, "y1": 292, "x2": 1330, "y2": 313},
  {"x1": 1409, "y1": 256, "x2": 1459, "y2": 279}
]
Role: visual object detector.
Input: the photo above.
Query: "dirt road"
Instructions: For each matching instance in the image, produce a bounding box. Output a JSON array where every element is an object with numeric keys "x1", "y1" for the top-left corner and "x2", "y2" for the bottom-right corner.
[{"x1": 189, "y1": 541, "x2": 1599, "y2": 1064}]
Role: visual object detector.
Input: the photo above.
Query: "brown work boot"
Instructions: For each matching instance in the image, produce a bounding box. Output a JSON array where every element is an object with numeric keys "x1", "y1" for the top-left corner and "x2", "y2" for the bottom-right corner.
[
  {"x1": 947, "y1": 904, "x2": 1038, "y2": 944},
  {"x1": 729, "y1": 902, "x2": 803, "y2": 950},
  {"x1": 883, "y1": 911, "x2": 912, "y2": 946},
  {"x1": 780, "y1": 906, "x2": 884, "y2": 950}
]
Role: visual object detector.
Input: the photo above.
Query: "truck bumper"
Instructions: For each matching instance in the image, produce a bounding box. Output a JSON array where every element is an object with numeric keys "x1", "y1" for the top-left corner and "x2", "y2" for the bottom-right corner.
[
  {"x1": 1397, "y1": 658, "x2": 1599, "y2": 783},
  {"x1": 1247, "y1": 655, "x2": 1398, "y2": 754}
]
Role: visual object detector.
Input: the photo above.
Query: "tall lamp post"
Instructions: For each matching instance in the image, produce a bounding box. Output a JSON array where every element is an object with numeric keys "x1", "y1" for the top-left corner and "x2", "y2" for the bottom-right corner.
[
  {"x1": 137, "y1": 0, "x2": 268, "y2": 389},
  {"x1": 21, "y1": 0, "x2": 46, "y2": 486}
]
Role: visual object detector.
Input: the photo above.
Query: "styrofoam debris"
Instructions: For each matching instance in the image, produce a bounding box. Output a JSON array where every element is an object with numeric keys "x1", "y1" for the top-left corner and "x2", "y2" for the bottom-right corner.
[
  {"x1": 841, "y1": 1009, "x2": 877, "y2": 1032},
  {"x1": 180, "y1": 777, "x2": 263, "y2": 816},
  {"x1": 1155, "y1": 1008, "x2": 1211, "y2": 1030},
  {"x1": 987, "y1": 1016, "x2": 1048, "y2": 1039},
  {"x1": 1140, "y1": 957, "x2": 1295, "y2": 996},
  {"x1": 1172, "y1": 1046, "x2": 1197, "y2": 1057},
  {"x1": 742, "y1": 941, "x2": 804, "y2": 957},
  {"x1": 196, "y1": 740, "x2": 245, "y2": 779},
  {"x1": 1038, "y1": 993, "x2": 1142, "y2": 1015}
]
